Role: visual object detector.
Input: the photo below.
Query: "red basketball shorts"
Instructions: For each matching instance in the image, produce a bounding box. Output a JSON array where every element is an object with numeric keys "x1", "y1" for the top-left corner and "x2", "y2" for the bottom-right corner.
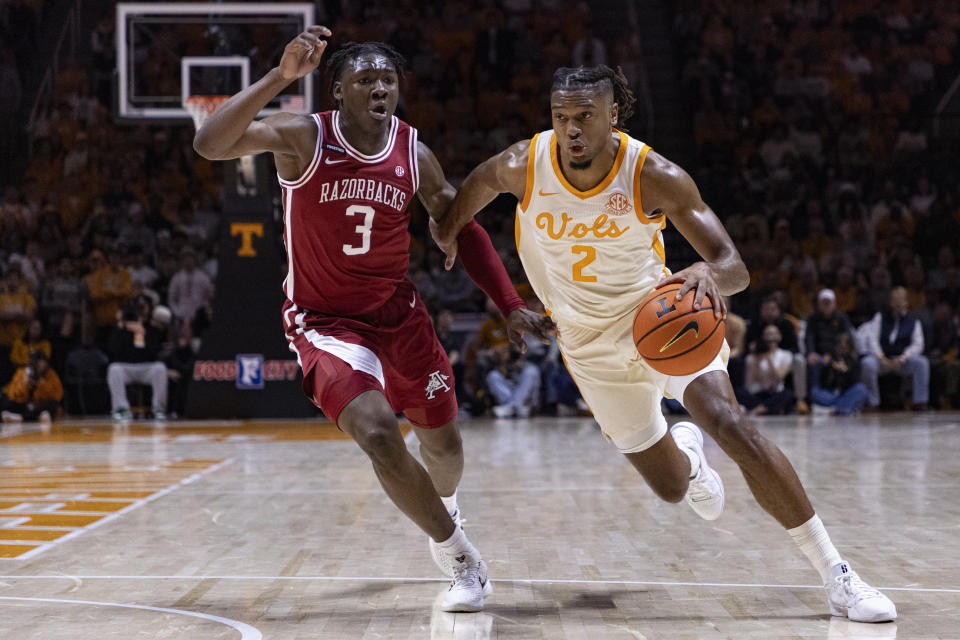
[{"x1": 282, "y1": 280, "x2": 457, "y2": 429}]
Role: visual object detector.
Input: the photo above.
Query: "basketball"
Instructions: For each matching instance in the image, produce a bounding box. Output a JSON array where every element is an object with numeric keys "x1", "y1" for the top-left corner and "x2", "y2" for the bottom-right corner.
[{"x1": 633, "y1": 284, "x2": 725, "y2": 376}]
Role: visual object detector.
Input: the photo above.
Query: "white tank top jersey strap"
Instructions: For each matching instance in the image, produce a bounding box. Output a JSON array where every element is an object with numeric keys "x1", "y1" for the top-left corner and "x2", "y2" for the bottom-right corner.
[{"x1": 514, "y1": 129, "x2": 669, "y2": 332}]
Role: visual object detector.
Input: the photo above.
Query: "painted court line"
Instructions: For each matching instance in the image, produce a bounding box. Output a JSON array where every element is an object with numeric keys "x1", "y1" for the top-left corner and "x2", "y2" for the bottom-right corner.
[
  {"x1": 0, "y1": 596, "x2": 261, "y2": 639},
  {"x1": 1, "y1": 459, "x2": 234, "y2": 561},
  {"x1": 1, "y1": 574, "x2": 958, "y2": 595}
]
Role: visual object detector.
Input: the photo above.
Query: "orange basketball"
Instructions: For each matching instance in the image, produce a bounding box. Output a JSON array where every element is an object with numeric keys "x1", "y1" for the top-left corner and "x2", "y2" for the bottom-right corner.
[{"x1": 633, "y1": 284, "x2": 725, "y2": 376}]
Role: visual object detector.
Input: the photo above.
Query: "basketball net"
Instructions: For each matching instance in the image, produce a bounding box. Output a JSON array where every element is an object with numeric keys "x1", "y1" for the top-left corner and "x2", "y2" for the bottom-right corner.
[
  {"x1": 185, "y1": 95, "x2": 259, "y2": 196},
  {"x1": 184, "y1": 95, "x2": 230, "y2": 132}
]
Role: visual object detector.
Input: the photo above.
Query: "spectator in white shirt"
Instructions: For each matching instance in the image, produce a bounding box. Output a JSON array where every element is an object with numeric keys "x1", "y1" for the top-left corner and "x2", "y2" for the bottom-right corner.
[
  {"x1": 128, "y1": 249, "x2": 158, "y2": 291},
  {"x1": 859, "y1": 287, "x2": 929, "y2": 410},
  {"x1": 167, "y1": 248, "x2": 213, "y2": 333},
  {"x1": 738, "y1": 324, "x2": 796, "y2": 415}
]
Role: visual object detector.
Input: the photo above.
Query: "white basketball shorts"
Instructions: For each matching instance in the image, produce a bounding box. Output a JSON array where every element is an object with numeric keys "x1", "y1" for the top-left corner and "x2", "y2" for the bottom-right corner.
[{"x1": 557, "y1": 310, "x2": 729, "y2": 454}]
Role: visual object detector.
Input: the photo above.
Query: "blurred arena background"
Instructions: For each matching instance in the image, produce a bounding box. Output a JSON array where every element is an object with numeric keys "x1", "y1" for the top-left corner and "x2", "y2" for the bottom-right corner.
[
  {"x1": 0, "y1": 0, "x2": 959, "y2": 419},
  {"x1": 3, "y1": 3, "x2": 960, "y2": 639}
]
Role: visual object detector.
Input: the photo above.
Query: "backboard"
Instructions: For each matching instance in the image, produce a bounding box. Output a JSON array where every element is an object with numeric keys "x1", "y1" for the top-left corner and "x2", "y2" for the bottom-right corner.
[{"x1": 116, "y1": 3, "x2": 314, "y2": 120}]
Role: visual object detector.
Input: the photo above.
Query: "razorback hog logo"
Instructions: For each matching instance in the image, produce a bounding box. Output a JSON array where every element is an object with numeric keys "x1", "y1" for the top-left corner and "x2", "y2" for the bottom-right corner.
[{"x1": 604, "y1": 191, "x2": 632, "y2": 216}]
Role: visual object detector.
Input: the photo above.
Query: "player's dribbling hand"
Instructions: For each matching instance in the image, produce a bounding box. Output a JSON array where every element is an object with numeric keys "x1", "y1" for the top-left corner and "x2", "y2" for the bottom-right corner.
[
  {"x1": 506, "y1": 308, "x2": 557, "y2": 353},
  {"x1": 657, "y1": 262, "x2": 726, "y2": 319},
  {"x1": 279, "y1": 26, "x2": 332, "y2": 81}
]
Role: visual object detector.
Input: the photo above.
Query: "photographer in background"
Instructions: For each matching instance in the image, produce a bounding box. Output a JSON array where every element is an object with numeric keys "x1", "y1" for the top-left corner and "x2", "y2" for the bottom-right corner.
[
  {"x1": 737, "y1": 323, "x2": 796, "y2": 416},
  {"x1": 106, "y1": 294, "x2": 168, "y2": 421},
  {"x1": 0, "y1": 350, "x2": 62, "y2": 424}
]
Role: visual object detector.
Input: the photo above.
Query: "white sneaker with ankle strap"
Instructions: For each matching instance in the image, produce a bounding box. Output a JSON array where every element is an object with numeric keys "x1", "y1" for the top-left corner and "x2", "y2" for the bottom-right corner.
[
  {"x1": 826, "y1": 561, "x2": 897, "y2": 622},
  {"x1": 440, "y1": 552, "x2": 492, "y2": 612},
  {"x1": 671, "y1": 421, "x2": 725, "y2": 520}
]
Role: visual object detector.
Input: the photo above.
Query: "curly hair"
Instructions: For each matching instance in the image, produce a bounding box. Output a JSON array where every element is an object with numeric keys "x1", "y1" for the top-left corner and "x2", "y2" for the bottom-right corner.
[
  {"x1": 325, "y1": 42, "x2": 407, "y2": 103},
  {"x1": 551, "y1": 65, "x2": 636, "y2": 129}
]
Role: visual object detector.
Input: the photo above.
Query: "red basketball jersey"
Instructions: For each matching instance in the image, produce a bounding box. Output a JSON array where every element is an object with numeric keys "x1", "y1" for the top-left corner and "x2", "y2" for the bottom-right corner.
[{"x1": 278, "y1": 111, "x2": 420, "y2": 316}]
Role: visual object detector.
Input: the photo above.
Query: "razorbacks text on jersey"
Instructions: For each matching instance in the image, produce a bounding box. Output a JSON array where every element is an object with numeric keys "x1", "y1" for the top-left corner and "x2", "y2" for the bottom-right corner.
[
  {"x1": 515, "y1": 130, "x2": 667, "y2": 330},
  {"x1": 278, "y1": 111, "x2": 420, "y2": 316}
]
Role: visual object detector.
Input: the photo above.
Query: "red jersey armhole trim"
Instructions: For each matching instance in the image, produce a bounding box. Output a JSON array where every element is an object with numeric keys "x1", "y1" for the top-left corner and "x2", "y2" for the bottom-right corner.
[{"x1": 278, "y1": 113, "x2": 324, "y2": 189}]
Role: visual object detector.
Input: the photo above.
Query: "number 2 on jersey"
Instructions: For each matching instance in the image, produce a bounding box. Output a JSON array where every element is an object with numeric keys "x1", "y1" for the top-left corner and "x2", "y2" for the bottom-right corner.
[
  {"x1": 342, "y1": 205, "x2": 375, "y2": 255},
  {"x1": 571, "y1": 245, "x2": 597, "y2": 282}
]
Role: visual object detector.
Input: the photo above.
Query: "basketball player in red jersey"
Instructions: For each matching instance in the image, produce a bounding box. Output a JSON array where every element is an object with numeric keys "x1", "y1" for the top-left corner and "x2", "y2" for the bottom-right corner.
[
  {"x1": 193, "y1": 26, "x2": 553, "y2": 612},
  {"x1": 435, "y1": 66, "x2": 896, "y2": 623}
]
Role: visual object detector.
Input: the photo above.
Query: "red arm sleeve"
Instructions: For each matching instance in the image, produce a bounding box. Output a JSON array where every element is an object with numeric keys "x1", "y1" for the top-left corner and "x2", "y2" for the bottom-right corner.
[{"x1": 456, "y1": 220, "x2": 525, "y2": 316}]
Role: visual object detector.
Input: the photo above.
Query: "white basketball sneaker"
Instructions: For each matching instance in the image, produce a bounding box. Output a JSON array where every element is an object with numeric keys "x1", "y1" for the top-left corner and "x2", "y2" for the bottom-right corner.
[
  {"x1": 429, "y1": 507, "x2": 464, "y2": 577},
  {"x1": 671, "y1": 421, "x2": 725, "y2": 520},
  {"x1": 440, "y1": 552, "x2": 492, "y2": 612},
  {"x1": 826, "y1": 561, "x2": 897, "y2": 622}
]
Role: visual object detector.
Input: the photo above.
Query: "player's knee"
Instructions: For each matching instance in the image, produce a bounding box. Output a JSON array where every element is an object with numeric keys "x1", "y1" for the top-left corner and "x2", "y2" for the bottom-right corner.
[{"x1": 349, "y1": 419, "x2": 404, "y2": 465}]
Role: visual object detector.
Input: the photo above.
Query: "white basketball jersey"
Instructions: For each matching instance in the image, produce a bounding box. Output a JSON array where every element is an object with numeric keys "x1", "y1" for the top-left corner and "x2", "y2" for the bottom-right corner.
[{"x1": 515, "y1": 130, "x2": 668, "y2": 330}]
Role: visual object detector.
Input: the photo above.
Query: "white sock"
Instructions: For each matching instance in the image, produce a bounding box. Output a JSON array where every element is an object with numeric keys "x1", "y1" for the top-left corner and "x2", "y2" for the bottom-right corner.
[
  {"x1": 788, "y1": 514, "x2": 843, "y2": 583},
  {"x1": 440, "y1": 491, "x2": 458, "y2": 516},
  {"x1": 436, "y1": 524, "x2": 477, "y2": 558}
]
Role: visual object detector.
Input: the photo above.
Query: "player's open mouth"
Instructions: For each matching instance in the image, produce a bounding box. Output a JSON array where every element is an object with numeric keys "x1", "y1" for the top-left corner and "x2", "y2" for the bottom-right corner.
[
  {"x1": 369, "y1": 104, "x2": 388, "y2": 120},
  {"x1": 569, "y1": 142, "x2": 586, "y2": 157}
]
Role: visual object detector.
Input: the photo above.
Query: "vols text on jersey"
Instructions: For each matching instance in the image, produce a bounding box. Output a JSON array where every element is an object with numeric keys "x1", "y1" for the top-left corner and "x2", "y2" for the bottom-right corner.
[
  {"x1": 535, "y1": 211, "x2": 630, "y2": 240},
  {"x1": 317, "y1": 177, "x2": 408, "y2": 212}
]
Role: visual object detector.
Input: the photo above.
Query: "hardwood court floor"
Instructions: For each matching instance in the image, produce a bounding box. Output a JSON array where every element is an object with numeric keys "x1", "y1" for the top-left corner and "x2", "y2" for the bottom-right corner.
[{"x1": 0, "y1": 413, "x2": 958, "y2": 639}]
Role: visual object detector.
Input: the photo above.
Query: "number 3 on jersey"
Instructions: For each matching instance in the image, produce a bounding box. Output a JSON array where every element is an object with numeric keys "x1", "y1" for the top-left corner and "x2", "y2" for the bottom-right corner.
[
  {"x1": 342, "y1": 205, "x2": 375, "y2": 255},
  {"x1": 571, "y1": 245, "x2": 597, "y2": 282}
]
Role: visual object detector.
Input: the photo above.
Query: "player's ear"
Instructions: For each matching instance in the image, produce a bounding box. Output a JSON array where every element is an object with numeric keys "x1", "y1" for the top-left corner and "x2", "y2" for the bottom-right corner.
[
  {"x1": 332, "y1": 80, "x2": 343, "y2": 103},
  {"x1": 610, "y1": 102, "x2": 619, "y2": 128}
]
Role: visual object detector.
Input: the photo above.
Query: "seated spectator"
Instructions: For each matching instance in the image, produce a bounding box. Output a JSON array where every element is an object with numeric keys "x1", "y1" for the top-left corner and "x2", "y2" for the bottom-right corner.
[
  {"x1": 485, "y1": 342, "x2": 541, "y2": 418},
  {"x1": 128, "y1": 247, "x2": 159, "y2": 292},
  {"x1": 0, "y1": 265, "x2": 36, "y2": 384},
  {"x1": 106, "y1": 298, "x2": 168, "y2": 421},
  {"x1": 805, "y1": 288, "x2": 856, "y2": 387},
  {"x1": 152, "y1": 304, "x2": 192, "y2": 418},
  {"x1": 167, "y1": 247, "x2": 213, "y2": 336},
  {"x1": 10, "y1": 318, "x2": 50, "y2": 368},
  {"x1": 860, "y1": 287, "x2": 929, "y2": 410},
  {"x1": 738, "y1": 324, "x2": 795, "y2": 415},
  {"x1": 1, "y1": 350, "x2": 62, "y2": 424},
  {"x1": 811, "y1": 333, "x2": 869, "y2": 416},
  {"x1": 746, "y1": 294, "x2": 806, "y2": 411}
]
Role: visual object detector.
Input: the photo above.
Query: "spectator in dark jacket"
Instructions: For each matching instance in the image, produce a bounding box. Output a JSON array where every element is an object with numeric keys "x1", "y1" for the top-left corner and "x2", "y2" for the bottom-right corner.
[
  {"x1": 811, "y1": 333, "x2": 868, "y2": 415},
  {"x1": 106, "y1": 295, "x2": 167, "y2": 421},
  {"x1": 805, "y1": 288, "x2": 855, "y2": 402},
  {"x1": 860, "y1": 287, "x2": 929, "y2": 410}
]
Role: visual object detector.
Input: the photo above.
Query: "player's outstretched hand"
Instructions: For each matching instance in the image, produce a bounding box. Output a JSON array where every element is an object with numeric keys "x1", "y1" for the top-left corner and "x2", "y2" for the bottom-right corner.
[
  {"x1": 506, "y1": 308, "x2": 557, "y2": 353},
  {"x1": 657, "y1": 262, "x2": 726, "y2": 319},
  {"x1": 429, "y1": 218, "x2": 459, "y2": 270},
  {"x1": 279, "y1": 26, "x2": 332, "y2": 81}
]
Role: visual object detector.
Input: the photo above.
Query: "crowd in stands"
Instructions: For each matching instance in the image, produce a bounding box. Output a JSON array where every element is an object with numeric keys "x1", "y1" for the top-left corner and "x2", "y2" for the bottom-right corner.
[
  {"x1": 1, "y1": 0, "x2": 958, "y2": 420},
  {"x1": 669, "y1": 0, "x2": 960, "y2": 414}
]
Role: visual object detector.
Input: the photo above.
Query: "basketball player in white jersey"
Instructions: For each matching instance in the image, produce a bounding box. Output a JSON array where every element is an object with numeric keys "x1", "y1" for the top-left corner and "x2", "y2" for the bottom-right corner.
[{"x1": 434, "y1": 66, "x2": 895, "y2": 623}]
